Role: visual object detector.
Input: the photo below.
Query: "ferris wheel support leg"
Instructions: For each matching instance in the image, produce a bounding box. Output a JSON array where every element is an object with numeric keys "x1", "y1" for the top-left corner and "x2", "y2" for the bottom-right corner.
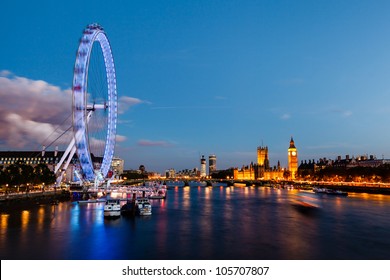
[
  {"x1": 56, "y1": 145, "x2": 77, "y2": 186},
  {"x1": 55, "y1": 137, "x2": 75, "y2": 175},
  {"x1": 55, "y1": 141, "x2": 76, "y2": 186}
]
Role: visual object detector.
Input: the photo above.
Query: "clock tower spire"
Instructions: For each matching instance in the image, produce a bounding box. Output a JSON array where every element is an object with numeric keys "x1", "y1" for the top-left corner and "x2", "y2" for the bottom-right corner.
[{"x1": 288, "y1": 137, "x2": 298, "y2": 180}]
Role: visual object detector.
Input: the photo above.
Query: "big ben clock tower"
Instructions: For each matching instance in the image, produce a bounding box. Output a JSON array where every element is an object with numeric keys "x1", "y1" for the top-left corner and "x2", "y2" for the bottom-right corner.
[{"x1": 288, "y1": 137, "x2": 298, "y2": 180}]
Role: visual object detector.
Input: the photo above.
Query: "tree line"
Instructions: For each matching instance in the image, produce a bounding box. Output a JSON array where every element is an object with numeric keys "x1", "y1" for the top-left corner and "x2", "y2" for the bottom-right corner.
[{"x1": 0, "y1": 161, "x2": 56, "y2": 192}]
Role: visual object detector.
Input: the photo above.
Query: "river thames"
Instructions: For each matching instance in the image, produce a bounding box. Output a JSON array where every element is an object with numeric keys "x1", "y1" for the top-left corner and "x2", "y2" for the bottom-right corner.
[{"x1": 1, "y1": 184, "x2": 389, "y2": 260}]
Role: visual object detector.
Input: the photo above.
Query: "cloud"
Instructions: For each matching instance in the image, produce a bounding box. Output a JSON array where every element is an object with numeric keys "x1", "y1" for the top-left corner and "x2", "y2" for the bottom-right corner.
[
  {"x1": 0, "y1": 71, "x2": 143, "y2": 151},
  {"x1": 137, "y1": 139, "x2": 173, "y2": 147},
  {"x1": 116, "y1": 135, "x2": 127, "y2": 142},
  {"x1": 330, "y1": 108, "x2": 353, "y2": 117},
  {"x1": 151, "y1": 105, "x2": 230, "y2": 110},
  {"x1": 0, "y1": 73, "x2": 72, "y2": 149},
  {"x1": 343, "y1": 110, "x2": 353, "y2": 117},
  {"x1": 118, "y1": 96, "x2": 149, "y2": 114},
  {"x1": 280, "y1": 113, "x2": 291, "y2": 120},
  {"x1": 0, "y1": 70, "x2": 12, "y2": 77},
  {"x1": 2, "y1": 113, "x2": 70, "y2": 148}
]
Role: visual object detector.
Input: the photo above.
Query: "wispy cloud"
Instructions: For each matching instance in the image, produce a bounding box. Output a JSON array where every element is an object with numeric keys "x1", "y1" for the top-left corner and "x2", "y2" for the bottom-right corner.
[
  {"x1": 0, "y1": 70, "x2": 12, "y2": 77},
  {"x1": 137, "y1": 139, "x2": 173, "y2": 147},
  {"x1": 118, "y1": 96, "x2": 150, "y2": 114},
  {"x1": 116, "y1": 135, "x2": 127, "y2": 142},
  {"x1": 280, "y1": 113, "x2": 291, "y2": 120},
  {"x1": 151, "y1": 105, "x2": 230, "y2": 110},
  {"x1": 329, "y1": 108, "x2": 353, "y2": 117}
]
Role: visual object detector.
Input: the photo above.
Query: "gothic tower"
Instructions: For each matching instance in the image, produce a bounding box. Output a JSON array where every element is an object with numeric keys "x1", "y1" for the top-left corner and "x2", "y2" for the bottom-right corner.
[
  {"x1": 257, "y1": 146, "x2": 269, "y2": 168},
  {"x1": 287, "y1": 137, "x2": 298, "y2": 179}
]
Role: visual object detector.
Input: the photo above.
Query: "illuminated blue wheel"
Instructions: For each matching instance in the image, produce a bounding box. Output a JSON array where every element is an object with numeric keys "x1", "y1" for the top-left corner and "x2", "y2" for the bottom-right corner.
[{"x1": 72, "y1": 23, "x2": 117, "y2": 181}]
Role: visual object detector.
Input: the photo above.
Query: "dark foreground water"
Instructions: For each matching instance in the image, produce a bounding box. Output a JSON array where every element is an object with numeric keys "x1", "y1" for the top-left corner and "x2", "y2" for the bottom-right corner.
[{"x1": 1, "y1": 185, "x2": 390, "y2": 260}]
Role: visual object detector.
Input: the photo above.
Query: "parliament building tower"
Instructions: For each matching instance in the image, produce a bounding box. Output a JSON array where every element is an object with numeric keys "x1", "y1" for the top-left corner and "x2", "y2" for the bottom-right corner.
[
  {"x1": 257, "y1": 146, "x2": 269, "y2": 168},
  {"x1": 287, "y1": 137, "x2": 298, "y2": 180}
]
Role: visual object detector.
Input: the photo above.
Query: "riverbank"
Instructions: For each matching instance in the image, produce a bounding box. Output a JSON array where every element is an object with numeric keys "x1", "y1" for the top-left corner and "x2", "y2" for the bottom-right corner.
[{"x1": 0, "y1": 190, "x2": 71, "y2": 212}]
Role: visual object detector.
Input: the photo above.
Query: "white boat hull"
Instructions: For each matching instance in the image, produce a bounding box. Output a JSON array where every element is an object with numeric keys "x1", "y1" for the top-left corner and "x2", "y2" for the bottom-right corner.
[
  {"x1": 135, "y1": 197, "x2": 152, "y2": 216},
  {"x1": 104, "y1": 210, "x2": 121, "y2": 217},
  {"x1": 138, "y1": 208, "x2": 152, "y2": 216},
  {"x1": 104, "y1": 199, "x2": 121, "y2": 218}
]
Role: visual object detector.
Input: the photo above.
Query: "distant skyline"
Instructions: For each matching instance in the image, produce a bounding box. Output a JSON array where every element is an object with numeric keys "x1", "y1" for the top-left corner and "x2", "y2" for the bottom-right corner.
[{"x1": 2, "y1": 1, "x2": 390, "y2": 173}]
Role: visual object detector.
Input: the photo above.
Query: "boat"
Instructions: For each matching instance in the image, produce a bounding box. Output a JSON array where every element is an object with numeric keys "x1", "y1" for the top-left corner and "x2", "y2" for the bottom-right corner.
[
  {"x1": 121, "y1": 201, "x2": 136, "y2": 216},
  {"x1": 325, "y1": 189, "x2": 348, "y2": 196},
  {"x1": 103, "y1": 199, "x2": 121, "y2": 218},
  {"x1": 292, "y1": 192, "x2": 321, "y2": 210},
  {"x1": 293, "y1": 192, "x2": 321, "y2": 208},
  {"x1": 121, "y1": 193, "x2": 137, "y2": 216},
  {"x1": 313, "y1": 187, "x2": 348, "y2": 196},
  {"x1": 135, "y1": 198, "x2": 152, "y2": 216},
  {"x1": 78, "y1": 198, "x2": 106, "y2": 204},
  {"x1": 149, "y1": 188, "x2": 166, "y2": 199}
]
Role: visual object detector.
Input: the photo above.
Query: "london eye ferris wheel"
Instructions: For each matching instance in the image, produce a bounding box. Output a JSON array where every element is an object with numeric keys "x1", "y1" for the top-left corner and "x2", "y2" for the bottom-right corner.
[{"x1": 72, "y1": 23, "x2": 117, "y2": 181}]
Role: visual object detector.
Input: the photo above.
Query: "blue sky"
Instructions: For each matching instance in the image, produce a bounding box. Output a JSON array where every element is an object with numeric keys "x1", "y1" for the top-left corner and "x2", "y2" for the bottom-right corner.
[{"x1": 1, "y1": 0, "x2": 390, "y2": 173}]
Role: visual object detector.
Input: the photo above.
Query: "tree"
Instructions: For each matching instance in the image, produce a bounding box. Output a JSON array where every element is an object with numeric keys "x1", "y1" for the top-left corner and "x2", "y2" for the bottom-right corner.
[
  {"x1": 34, "y1": 163, "x2": 56, "y2": 185},
  {"x1": 4, "y1": 163, "x2": 22, "y2": 188}
]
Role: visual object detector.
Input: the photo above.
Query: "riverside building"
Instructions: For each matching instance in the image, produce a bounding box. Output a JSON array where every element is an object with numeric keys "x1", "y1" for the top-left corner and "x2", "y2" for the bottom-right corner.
[
  {"x1": 233, "y1": 137, "x2": 298, "y2": 180},
  {"x1": 209, "y1": 154, "x2": 217, "y2": 175},
  {"x1": 200, "y1": 155, "x2": 206, "y2": 177}
]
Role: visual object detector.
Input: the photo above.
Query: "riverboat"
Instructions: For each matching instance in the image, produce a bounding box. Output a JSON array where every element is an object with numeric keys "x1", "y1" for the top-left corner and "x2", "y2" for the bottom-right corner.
[
  {"x1": 135, "y1": 198, "x2": 152, "y2": 216},
  {"x1": 121, "y1": 201, "x2": 135, "y2": 216},
  {"x1": 313, "y1": 187, "x2": 348, "y2": 196},
  {"x1": 104, "y1": 199, "x2": 121, "y2": 218},
  {"x1": 293, "y1": 192, "x2": 321, "y2": 208}
]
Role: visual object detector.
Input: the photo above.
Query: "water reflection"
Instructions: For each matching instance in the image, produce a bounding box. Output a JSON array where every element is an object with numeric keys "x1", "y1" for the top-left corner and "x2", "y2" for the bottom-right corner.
[
  {"x1": 0, "y1": 214, "x2": 9, "y2": 248},
  {"x1": 182, "y1": 186, "x2": 190, "y2": 210},
  {"x1": 1, "y1": 187, "x2": 390, "y2": 259}
]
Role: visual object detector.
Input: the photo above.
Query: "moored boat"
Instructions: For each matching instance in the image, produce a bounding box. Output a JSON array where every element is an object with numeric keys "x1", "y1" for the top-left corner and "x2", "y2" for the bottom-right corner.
[
  {"x1": 313, "y1": 187, "x2": 348, "y2": 196},
  {"x1": 104, "y1": 199, "x2": 121, "y2": 218},
  {"x1": 135, "y1": 198, "x2": 152, "y2": 216},
  {"x1": 121, "y1": 201, "x2": 135, "y2": 216},
  {"x1": 121, "y1": 193, "x2": 136, "y2": 216},
  {"x1": 325, "y1": 189, "x2": 348, "y2": 196}
]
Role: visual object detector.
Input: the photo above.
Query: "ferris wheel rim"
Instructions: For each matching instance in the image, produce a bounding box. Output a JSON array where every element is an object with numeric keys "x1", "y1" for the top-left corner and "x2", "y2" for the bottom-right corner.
[{"x1": 72, "y1": 23, "x2": 117, "y2": 181}]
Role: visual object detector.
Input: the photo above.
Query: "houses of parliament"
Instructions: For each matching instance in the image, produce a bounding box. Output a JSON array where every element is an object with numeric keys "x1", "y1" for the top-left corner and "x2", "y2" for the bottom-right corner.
[{"x1": 233, "y1": 137, "x2": 298, "y2": 180}]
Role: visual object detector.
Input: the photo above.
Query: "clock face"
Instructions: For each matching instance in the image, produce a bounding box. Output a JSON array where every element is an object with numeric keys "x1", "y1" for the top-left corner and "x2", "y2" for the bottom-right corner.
[{"x1": 292, "y1": 151, "x2": 296, "y2": 156}]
